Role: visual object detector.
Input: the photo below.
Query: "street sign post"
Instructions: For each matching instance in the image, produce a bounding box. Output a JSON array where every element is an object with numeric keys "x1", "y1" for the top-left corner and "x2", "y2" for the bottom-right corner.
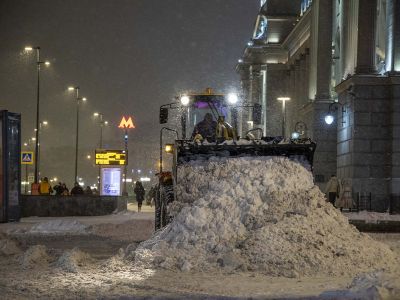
[
  {"x1": 118, "y1": 116, "x2": 135, "y2": 196},
  {"x1": 21, "y1": 151, "x2": 34, "y2": 165}
]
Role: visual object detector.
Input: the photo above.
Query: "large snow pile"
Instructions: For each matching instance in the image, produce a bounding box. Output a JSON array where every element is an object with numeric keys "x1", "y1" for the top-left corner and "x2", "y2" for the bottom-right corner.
[
  {"x1": 55, "y1": 248, "x2": 92, "y2": 273},
  {"x1": 130, "y1": 157, "x2": 397, "y2": 277},
  {"x1": 19, "y1": 245, "x2": 52, "y2": 269},
  {"x1": 0, "y1": 238, "x2": 21, "y2": 256},
  {"x1": 29, "y1": 219, "x2": 89, "y2": 235}
]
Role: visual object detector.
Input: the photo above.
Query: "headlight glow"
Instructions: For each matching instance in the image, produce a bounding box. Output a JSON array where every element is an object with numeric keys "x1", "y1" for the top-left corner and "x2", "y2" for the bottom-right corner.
[
  {"x1": 291, "y1": 132, "x2": 300, "y2": 139},
  {"x1": 227, "y1": 93, "x2": 238, "y2": 104},
  {"x1": 180, "y1": 95, "x2": 190, "y2": 106}
]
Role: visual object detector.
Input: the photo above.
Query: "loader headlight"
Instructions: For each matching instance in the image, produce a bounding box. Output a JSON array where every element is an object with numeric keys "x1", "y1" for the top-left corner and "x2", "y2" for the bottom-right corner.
[
  {"x1": 227, "y1": 93, "x2": 238, "y2": 104},
  {"x1": 165, "y1": 144, "x2": 174, "y2": 153},
  {"x1": 180, "y1": 95, "x2": 190, "y2": 106},
  {"x1": 324, "y1": 114, "x2": 334, "y2": 125},
  {"x1": 291, "y1": 132, "x2": 300, "y2": 139}
]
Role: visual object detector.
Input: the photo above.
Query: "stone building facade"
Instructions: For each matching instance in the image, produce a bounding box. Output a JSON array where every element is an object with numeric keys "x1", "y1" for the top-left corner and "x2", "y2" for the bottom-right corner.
[{"x1": 237, "y1": 0, "x2": 400, "y2": 210}]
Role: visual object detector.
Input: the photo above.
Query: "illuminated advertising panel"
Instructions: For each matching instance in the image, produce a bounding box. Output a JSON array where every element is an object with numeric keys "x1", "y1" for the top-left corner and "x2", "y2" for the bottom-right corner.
[
  {"x1": 100, "y1": 167, "x2": 121, "y2": 196},
  {"x1": 95, "y1": 149, "x2": 126, "y2": 165}
]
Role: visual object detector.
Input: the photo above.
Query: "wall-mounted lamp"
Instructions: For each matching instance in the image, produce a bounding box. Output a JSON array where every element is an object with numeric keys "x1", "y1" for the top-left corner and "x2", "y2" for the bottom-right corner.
[{"x1": 324, "y1": 102, "x2": 346, "y2": 126}]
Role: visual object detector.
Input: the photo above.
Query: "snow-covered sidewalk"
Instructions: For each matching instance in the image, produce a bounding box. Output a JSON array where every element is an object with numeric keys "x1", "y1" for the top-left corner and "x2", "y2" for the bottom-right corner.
[{"x1": 344, "y1": 211, "x2": 400, "y2": 223}]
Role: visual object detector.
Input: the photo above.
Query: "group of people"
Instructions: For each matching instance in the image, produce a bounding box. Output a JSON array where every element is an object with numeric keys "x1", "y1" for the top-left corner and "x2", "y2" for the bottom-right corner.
[
  {"x1": 38, "y1": 177, "x2": 156, "y2": 212},
  {"x1": 38, "y1": 177, "x2": 97, "y2": 196},
  {"x1": 325, "y1": 175, "x2": 354, "y2": 211}
]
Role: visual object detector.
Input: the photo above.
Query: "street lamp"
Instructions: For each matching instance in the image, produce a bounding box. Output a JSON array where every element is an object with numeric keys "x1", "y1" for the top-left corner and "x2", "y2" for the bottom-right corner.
[
  {"x1": 277, "y1": 97, "x2": 291, "y2": 138},
  {"x1": 68, "y1": 86, "x2": 87, "y2": 183},
  {"x1": 93, "y1": 112, "x2": 108, "y2": 148},
  {"x1": 24, "y1": 46, "x2": 51, "y2": 184}
]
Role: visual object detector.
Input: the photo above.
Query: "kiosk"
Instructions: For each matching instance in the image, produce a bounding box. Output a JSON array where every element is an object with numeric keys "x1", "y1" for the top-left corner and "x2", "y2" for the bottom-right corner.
[{"x1": 0, "y1": 110, "x2": 21, "y2": 222}]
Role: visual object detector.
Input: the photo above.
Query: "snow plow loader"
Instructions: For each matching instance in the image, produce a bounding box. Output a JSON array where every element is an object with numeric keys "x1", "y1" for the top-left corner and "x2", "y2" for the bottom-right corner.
[{"x1": 155, "y1": 88, "x2": 316, "y2": 230}]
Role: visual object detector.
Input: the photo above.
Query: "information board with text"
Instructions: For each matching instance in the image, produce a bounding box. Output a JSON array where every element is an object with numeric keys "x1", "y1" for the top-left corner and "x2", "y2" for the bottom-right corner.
[{"x1": 95, "y1": 149, "x2": 126, "y2": 165}]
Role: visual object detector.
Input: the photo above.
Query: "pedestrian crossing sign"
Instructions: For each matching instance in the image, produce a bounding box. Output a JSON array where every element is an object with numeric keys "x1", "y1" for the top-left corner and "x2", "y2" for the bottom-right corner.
[{"x1": 21, "y1": 151, "x2": 34, "y2": 165}]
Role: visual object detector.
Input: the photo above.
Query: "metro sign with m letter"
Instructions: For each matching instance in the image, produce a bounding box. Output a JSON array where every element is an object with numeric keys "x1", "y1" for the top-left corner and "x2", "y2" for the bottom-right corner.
[{"x1": 118, "y1": 116, "x2": 135, "y2": 129}]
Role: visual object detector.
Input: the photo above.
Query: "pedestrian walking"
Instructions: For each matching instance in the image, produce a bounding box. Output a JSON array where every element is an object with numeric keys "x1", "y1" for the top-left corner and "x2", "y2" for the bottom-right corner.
[
  {"x1": 324, "y1": 175, "x2": 340, "y2": 206},
  {"x1": 146, "y1": 185, "x2": 157, "y2": 207},
  {"x1": 134, "y1": 180, "x2": 145, "y2": 212},
  {"x1": 336, "y1": 179, "x2": 354, "y2": 212},
  {"x1": 39, "y1": 177, "x2": 53, "y2": 195}
]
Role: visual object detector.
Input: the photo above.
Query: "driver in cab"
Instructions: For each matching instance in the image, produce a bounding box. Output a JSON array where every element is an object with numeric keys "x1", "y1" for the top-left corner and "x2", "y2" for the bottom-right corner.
[{"x1": 191, "y1": 113, "x2": 217, "y2": 142}]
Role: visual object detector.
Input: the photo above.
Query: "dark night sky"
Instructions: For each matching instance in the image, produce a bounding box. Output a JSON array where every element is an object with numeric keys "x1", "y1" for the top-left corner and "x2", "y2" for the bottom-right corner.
[{"x1": 0, "y1": 0, "x2": 259, "y2": 187}]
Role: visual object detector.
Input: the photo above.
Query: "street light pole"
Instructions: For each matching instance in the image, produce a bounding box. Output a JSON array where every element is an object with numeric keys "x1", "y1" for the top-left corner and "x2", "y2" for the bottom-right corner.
[
  {"x1": 118, "y1": 116, "x2": 135, "y2": 195},
  {"x1": 93, "y1": 112, "x2": 108, "y2": 189},
  {"x1": 69, "y1": 86, "x2": 87, "y2": 183},
  {"x1": 25, "y1": 46, "x2": 51, "y2": 183},
  {"x1": 37, "y1": 121, "x2": 48, "y2": 179},
  {"x1": 75, "y1": 87, "x2": 80, "y2": 184},
  {"x1": 94, "y1": 112, "x2": 107, "y2": 148},
  {"x1": 35, "y1": 47, "x2": 40, "y2": 184},
  {"x1": 23, "y1": 139, "x2": 33, "y2": 194},
  {"x1": 277, "y1": 97, "x2": 291, "y2": 138},
  {"x1": 123, "y1": 129, "x2": 128, "y2": 196}
]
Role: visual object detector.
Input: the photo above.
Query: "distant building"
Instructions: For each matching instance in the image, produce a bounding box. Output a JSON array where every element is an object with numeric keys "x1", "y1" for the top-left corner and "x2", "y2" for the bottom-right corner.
[{"x1": 237, "y1": 0, "x2": 400, "y2": 210}]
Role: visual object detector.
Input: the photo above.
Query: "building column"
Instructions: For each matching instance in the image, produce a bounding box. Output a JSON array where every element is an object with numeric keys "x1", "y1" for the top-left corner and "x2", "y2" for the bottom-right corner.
[
  {"x1": 385, "y1": 0, "x2": 400, "y2": 73},
  {"x1": 248, "y1": 65, "x2": 262, "y2": 133},
  {"x1": 236, "y1": 64, "x2": 250, "y2": 137},
  {"x1": 355, "y1": 0, "x2": 377, "y2": 74},
  {"x1": 306, "y1": 0, "x2": 336, "y2": 188},
  {"x1": 249, "y1": 65, "x2": 262, "y2": 105},
  {"x1": 260, "y1": 67, "x2": 267, "y2": 136},
  {"x1": 288, "y1": 60, "x2": 301, "y2": 138},
  {"x1": 309, "y1": 0, "x2": 333, "y2": 101},
  {"x1": 304, "y1": 48, "x2": 310, "y2": 105}
]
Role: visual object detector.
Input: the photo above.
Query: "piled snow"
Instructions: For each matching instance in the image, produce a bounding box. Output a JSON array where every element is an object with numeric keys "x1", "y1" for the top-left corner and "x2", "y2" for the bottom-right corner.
[
  {"x1": 347, "y1": 271, "x2": 400, "y2": 298},
  {"x1": 55, "y1": 248, "x2": 92, "y2": 273},
  {"x1": 344, "y1": 211, "x2": 400, "y2": 223},
  {"x1": 19, "y1": 245, "x2": 51, "y2": 268},
  {"x1": 0, "y1": 238, "x2": 21, "y2": 256},
  {"x1": 29, "y1": 219, "x2": 90, "y2": 234},
  {"x1": 130, "y1": 157, "x2": 397, "y2": 277}
]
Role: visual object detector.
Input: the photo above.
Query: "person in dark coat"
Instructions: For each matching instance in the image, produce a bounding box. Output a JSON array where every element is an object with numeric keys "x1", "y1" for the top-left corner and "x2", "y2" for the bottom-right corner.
[
  {"x1": 84, "y1": 186, "x2": 93, "y2": 195},
  {"x1": 54, "y1": 182, "x2": 64, "y2": 195},
  {"x1": 191, "y1": 113, "x2": 217, "y2": 142},
  {"x1": 134, "y1": 181, "x2": 145, "y2": 212},
  {"x1": 70, "y1": 182, "x2": 84, "y2": 195}
]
